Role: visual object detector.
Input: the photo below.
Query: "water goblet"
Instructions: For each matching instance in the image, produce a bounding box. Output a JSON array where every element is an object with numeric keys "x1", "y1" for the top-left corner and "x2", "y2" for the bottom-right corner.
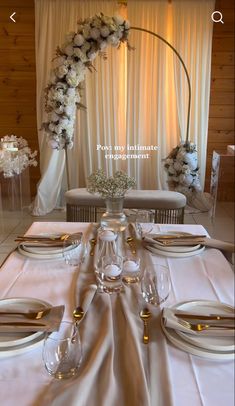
[
  {"x1": 141, "y1": 265, "x2": 171, "y2": 306},
  {"x1": 135, "y1": 210, "x2": 154, "y2": 238},
  {"x1": 42, "y1": 321, "x2": 82, "y2": 379},
  {"x1": 63, "y1": 234, "x2": 86, "y2": 266}
]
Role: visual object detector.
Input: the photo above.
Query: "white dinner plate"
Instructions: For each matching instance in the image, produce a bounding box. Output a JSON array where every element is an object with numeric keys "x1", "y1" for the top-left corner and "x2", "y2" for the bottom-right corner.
[
  {"x1": 20, "y1": 243, "x2": 74, "y2": 256},
  {"x1": 146, "y1": 245, "x2": 205, "y2": 258},
  {"x1": 0, "y1": 297, "x2": 51, "y2": 354},
  {"x1": 18, "y1": 245, "x2": 64, "y2": 259},
  {"x1": 173, "y1": 301, "x2": 235, "y2": 352},
  {"x1": 152, "y1": 242, "x2": 201, "y2": 253},
  {"x1": 161, "y1": 300, "x2": 235, "y2": 360}
]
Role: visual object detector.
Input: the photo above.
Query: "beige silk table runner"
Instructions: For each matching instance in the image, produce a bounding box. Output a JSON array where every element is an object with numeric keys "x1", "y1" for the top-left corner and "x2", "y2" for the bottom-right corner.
[{"x1": 0, "y1": 222, "x2": 234, "y2": 406}]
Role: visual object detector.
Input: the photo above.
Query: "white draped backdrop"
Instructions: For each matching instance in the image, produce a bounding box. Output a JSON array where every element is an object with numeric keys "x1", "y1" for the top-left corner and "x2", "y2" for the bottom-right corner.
[{"x1": 32, "y1": 0, "x2": 214, "y2": 215}]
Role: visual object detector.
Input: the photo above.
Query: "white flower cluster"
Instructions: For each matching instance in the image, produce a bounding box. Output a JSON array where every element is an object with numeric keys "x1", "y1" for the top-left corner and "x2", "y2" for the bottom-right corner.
[
  {"x1": 43, "y1": 14, "x2": 131, "y2": 150},
  {"x1": 164, "y1": 142, "x2": 202, "y2": 197},
  {"x1": 87, "y1": 169, "x2": 136, "y2": 198},
  {"x1": 0, "y1": 135, "x2": 37, "y2": 178}
]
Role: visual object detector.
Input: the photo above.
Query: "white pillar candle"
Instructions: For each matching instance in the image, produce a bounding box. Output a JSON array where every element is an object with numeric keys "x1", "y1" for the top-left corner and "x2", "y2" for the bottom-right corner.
[
  {"x1": 123, "y1": 260, "x2": 139, "y2": 273},
  {"x1": 100, "y1": 230, "x2": 116, "y2": 242},
  {"x1": 104, "y1": 264, "x2": 121, "y2": 277}
]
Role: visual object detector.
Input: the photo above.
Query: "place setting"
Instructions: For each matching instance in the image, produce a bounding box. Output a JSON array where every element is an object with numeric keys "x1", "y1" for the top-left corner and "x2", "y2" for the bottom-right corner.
[
  {"x1": 161, "y1": 300, "x2": 235, "y2": 360},
  {"x1": 15, "y1": 232, "x2": 86, "y2": 263},
  {"x1": 141, "y1": 231, "x2": 235, "y2": 258},
  {"x1": 0, "y1": 298, "x2": 65, "y2": 358}
]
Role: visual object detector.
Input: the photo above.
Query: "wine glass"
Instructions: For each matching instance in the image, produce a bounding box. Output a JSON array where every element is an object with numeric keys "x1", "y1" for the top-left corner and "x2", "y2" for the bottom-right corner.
[
  {"x1": 135, "y1": 210, "x2": 154, "y2": 238},
  {"x1": 43, "y1": 321, "x2": 82, "y2": 379},
  {"x1": 63, "y1": 234, "x2": 86, "y2": 266},
  {"x1": 141, "y1": 264, "x2": 171, "y2": 306}
]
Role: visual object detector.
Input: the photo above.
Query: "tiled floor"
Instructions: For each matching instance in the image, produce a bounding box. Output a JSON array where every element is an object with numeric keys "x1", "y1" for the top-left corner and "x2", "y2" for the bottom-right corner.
[{"x1": 0, "y1": 202, "x2": 234, "y2": 266}]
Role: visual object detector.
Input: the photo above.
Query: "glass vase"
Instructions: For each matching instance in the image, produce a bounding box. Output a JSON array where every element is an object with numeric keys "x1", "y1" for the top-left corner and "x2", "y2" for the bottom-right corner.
[{"x1": 101, "y1": 196, "x2": 127, "y2": 232}]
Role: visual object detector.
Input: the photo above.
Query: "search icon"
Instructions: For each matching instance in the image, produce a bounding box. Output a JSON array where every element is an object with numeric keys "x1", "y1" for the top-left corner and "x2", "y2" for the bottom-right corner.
[{"x1": 211, "y1": 11, "x2": 224, "y2": 24}]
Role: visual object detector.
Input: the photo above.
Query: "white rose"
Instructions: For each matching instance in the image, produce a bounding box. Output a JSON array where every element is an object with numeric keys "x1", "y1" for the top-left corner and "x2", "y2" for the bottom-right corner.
[
  {"x1": 107, "y1": 34, "x2": 119, "y2": 46},
  {"x1": 67, "y1": 88, "x2": 76, "y2": 97},
  {"x1": 60, "y1": 117, "x2": 69, "y2": 127},
  {"x1": 184, "y1": 152, "x2": 198, "y2": 170},
  {"x1": 56, "y1": 124, "x2": 65, "y2": 134},
  {"x1": 124, "y1": 20, "x2": 130, "y2": 29},
  {"x1": 77, "y1": 71, "x2": 85, "y2": 82},
  {"x1": 90, "y1": 27, "x2": 100, "y2": 40},
  {"x1": 99, "y1": 40, "x2": 107, "y2": 50},
  {"x1": 48, "y1": 139, "x2": 59, "y2": 149},
  {"x1": 173, "y1": 161, "x2": 182, "y2": 171},
  {"x1": 56, "y1": 65, "x2": 68, "y2": 78},
  {"x1": 64, "y1": 105, "x2": 75, "y2": 116},
  {"x1": 73, "y1": 33, "x2": 85, "y2": 46},
  {"x1": 49, "y1": 123, "x2": 56, "y2": 132},
  {"x1": 54, "y1": 56, "x2": 67, "y2": 68},
  {"x1": 100, "y1": 26, "x2": 110, "y2": 38},
  {"x1": 87, "y1": 50, "x2": 97, "y2": 61},
  {"x1": 113, "y1": 15, "x2": 124, "y2": 25},
  {"x1": 183, "y1": 174, "x2": 193, "y2": 186},
  {"x1": 73, "y1": 47, "x2": 88, "y2": 63},
  {"x1": 81, "y1": 41, "x2": 91, "y2": 53},
  {"x1": 64, "y1": 45, "x2": 74, "y2": 56},
  {"x1": 168, "y1": 165, "x2": 176, "y2": 175},
  {"x1": 55, "y1": 105, "x2": 64, "y2": 114},
  {"x1": 50, "y1": 112, "x2": 60, "y2": 122}
]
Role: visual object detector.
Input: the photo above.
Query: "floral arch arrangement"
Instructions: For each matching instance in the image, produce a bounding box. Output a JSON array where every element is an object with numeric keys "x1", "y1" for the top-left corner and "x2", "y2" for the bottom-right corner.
[
  {"x1": 43, "y1": 14, "x2": 130, "y2": 150},
  {"x1": 42, "y1": 14, "x2": 211, "y2": 210}
]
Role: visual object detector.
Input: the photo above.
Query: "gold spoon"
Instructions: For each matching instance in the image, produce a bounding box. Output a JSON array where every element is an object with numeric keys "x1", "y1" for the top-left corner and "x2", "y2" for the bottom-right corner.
[
  {"x1": 139, "y1": 308, "x2": 151, "y2": 344},
  {"x1": 73, "y1": 306, "x2": 85, "y2": 325},
  {"x1": 126, "y1": 237, "x2": 136, "y2": 254},
  {"x1": 89, "y1": 238, "x2": 97, "y2": 256}
]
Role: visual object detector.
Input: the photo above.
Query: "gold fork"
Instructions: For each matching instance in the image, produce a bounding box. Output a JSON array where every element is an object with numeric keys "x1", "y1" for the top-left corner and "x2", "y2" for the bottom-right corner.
[
  {"x1": 0, "y1": 308, "x2": 51, "y2": 320},
  {"x1": 178, "y1": 318, "x2": 235, "y2": 332}
]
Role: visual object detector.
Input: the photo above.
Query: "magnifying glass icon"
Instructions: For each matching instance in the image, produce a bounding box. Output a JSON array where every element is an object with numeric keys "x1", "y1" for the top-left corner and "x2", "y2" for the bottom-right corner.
[{"x1": 211, "y1": 11, "x2": 224, "y2": 24}]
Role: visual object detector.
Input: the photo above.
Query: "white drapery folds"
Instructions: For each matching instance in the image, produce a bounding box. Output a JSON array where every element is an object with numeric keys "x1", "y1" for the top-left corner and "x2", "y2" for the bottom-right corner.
[
  {"x1": 33, "y1": 0, "x2": 120, "y2": 215},
  {"x1": 33, "y1": 0, "x2": 214, "y2": 215}
]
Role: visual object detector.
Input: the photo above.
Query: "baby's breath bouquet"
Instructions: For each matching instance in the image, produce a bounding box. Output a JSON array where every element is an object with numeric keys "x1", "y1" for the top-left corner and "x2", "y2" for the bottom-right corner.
[{"x1": 87, "y1": 169, "x2": 136, "y2": 198}]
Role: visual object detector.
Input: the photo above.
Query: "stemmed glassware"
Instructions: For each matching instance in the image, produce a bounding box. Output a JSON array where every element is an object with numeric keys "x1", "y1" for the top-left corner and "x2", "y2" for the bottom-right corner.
[
  {"x1": 141, "y1": 264, "x2": 171, "y2": 306},
  {"x1": 43, "y1": 321, "x2": 82, "y2": 379},
  {"x1": 62, "y1": 234, "x2": 86, "y2": 266},
  {"x1": 135, "y1": 210, "x2": 154, "y2": 238}
]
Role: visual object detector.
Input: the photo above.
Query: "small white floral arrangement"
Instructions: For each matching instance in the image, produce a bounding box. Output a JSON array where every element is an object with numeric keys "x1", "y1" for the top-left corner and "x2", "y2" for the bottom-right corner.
[
  {"x1": 164, "y1": 142, "x2": 202, "y2": 197},
  {"x1": 0, "y1": 135, "x2": 37, "y2": 178},
  {"x1": 87, "y1": 169, "x2": 136, "y2": 198},
  {"x1": 43, "y1": 13, "x2": 131, "y2": 150}
]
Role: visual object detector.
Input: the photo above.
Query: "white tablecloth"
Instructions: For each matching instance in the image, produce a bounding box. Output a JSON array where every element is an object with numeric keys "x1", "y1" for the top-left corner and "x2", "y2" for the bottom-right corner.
[{"x1": 0, "y1": 222, "x2": 234, "y2": 406}]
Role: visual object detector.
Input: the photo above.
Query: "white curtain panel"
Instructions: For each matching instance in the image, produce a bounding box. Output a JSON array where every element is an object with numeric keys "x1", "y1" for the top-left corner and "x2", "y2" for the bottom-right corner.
[
  {"x1": 33, "y1": 0, "x2": 119, "y2": 215},
  {"x1": 33, "y1": 0, "x2": 214, "y2": 214},
  {"x1": 171, "y1": 0, "x2": 215, "y2": 189},
  {"x1": 126, "y1": 0, "x2": 214, "y2": 190}
]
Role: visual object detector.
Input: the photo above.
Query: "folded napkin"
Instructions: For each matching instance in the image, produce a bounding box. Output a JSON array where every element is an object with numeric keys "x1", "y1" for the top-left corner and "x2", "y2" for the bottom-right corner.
[
  {"x1": 143, "y1": 235, "x2": 235, "y2": 252},
  {"x1": 162, "y1": 308, "x2": 235, "y2": 337},
  {"x1": 0, "y1": 305, "x2": 65, "y2": 333}
]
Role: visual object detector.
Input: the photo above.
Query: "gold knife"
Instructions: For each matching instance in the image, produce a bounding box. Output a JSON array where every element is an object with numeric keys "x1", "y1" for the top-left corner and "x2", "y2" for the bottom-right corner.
[{"x1": 175, "y1": 312, "x2": 235, "y2": 321}]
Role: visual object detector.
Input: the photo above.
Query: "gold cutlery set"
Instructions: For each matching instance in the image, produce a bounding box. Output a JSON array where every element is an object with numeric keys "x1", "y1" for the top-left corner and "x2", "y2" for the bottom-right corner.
[{"x1": 11, "y1": 230, "x2": 234, "y2": 344}]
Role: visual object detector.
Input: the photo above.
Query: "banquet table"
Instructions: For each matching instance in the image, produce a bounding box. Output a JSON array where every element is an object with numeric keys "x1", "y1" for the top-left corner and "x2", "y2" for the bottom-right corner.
[{"x1": 0, "y1": 221, "x2": 234, "y2": 406}]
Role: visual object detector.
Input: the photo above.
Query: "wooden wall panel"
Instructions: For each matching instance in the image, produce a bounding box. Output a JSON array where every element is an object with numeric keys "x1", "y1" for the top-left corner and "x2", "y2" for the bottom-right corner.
[
  {"x1": 206, "y1": 0, "x2": 235, "y2": 200},
  {"x1": 0, "y1": 0, "x2": 39, "y2": 196},
  {"x1": 0, "y1": 0, "x2": 234, "y2": 202}
]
